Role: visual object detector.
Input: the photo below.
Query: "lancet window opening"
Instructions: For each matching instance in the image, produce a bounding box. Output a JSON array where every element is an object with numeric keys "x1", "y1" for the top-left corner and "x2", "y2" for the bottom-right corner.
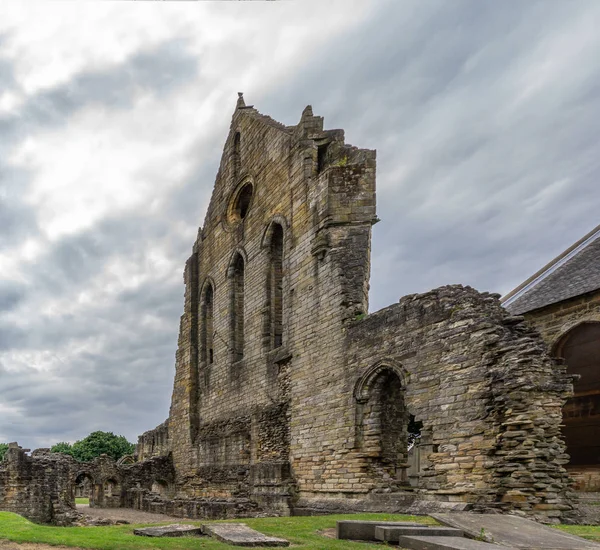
[
  {"x1": 232, "y1": 131, "x2": 241, "y2": 182},
  {"x1": 201, "y1": 283, "x2": 214, "y2": 365},
  {"x1": 268, "y1": 223, "x2": 284, "y2": 349},
  {"x1": 231, "y1": 254, "x2": 245, "y2": 361}
]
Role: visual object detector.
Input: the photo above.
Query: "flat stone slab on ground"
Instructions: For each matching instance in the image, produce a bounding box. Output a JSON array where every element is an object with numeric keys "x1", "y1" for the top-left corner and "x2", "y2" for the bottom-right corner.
[
  {"x1": 202, "y1": 523, "x2": 289, "y2": 547},
  {"x1": 397, "y1": 535, "x2": 518, "y2": 550},
  {"x1": 133, "y1": 524, "x2": 204, "y2": 537},
  {"x1": 336, "y1": 519, "x2": 424, "y2": 540},
  {"x1": 375, "y1": 525, "x2": 464, "y2": 542},
  {"x1": 432, "y1": 513, "x2": 600, "y2": 549}
]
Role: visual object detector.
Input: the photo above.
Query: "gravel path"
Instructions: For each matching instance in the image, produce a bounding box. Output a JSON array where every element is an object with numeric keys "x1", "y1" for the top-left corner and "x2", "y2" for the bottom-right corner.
[{"x1": 77, "y1": 504, "x2": 183, "y2": 524}]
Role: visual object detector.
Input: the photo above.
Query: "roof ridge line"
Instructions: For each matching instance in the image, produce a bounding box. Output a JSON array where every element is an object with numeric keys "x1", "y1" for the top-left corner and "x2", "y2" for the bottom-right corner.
[{"x1": 502, "y1": 222, "x2": 600, "y2": 307}]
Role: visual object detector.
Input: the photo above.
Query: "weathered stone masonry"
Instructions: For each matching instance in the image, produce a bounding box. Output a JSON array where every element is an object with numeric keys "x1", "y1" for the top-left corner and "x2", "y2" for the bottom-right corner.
[
  {"x1": 0, "y1": 445, "x2": 78, "y2": 525},
  {"x1": 0, "y1": 443, "x2": 175, "y2": 524},
  {"x1": 0, "y1": 96, "x2": 578, "y2": 523},
  {"x1": 135, "y1": 96, "x2": 576, "y2": 522}
]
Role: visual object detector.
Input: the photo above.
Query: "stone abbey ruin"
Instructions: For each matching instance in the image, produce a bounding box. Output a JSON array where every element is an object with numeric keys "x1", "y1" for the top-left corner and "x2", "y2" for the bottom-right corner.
[{"x1": 0, "y1": 96, "x2": 587, "y2": 525}]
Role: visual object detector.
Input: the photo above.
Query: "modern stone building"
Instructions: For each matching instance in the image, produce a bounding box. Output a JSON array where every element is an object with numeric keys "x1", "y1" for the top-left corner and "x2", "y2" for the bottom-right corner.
[
  {"x1": 0, "y1": 96, "x2": 580, "y2": 523},
  {"x1": 503, "y1": 224, "x2": 600, "y2": 492}
]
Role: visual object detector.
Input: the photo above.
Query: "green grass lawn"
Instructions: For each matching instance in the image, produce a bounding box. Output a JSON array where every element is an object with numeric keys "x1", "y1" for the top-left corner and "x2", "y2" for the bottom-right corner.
[
  {"x1": 0, "y1": 512, "x2": 435, "y2": 549},
  {"x1": 2, "y1": 511, "x2": 599, "y2": 549},
  {"x1": 555, "y1": 524, "x2": 600, "y2": 542},
  {"x1": 75, "y1": 498, "x2": 90, "y2": 505}
]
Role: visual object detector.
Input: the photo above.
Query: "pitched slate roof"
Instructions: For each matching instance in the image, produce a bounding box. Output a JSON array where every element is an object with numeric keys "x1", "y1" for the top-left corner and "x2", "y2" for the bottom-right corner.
[{"x1": 502, "y1": 224, "x2": 600, "y2": 314}]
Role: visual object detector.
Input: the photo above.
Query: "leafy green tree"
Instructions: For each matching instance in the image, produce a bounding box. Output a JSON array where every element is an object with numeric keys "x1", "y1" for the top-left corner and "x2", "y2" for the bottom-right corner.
[
  {"x1": 0, "y1": 443, "x2": 8, "y2": 461},
  {"x1": 70, "y1": 431, "x2": 135, "y2": 462},
  {"x1": 50, "y1": 442, "x2": 74, "y2": 456}
]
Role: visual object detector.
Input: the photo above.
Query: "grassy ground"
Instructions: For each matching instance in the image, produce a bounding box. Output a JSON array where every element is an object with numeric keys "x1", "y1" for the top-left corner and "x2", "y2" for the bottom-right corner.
[
  {"x1": 555, "y1": 524, "x2": 600, "y2": 542},
  {"x1": 1, "y1": 511, "x2": 599, "y2": 549},
  {"x1": 75, "y1": 498, "x2": 90, "y2": 505},
  {"x1": 0, "y1": 512, "x2": 436, "y2": 549}
]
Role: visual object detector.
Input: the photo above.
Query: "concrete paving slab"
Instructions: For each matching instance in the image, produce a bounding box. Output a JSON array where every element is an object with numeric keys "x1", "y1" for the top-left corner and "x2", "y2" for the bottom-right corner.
[
  {"x1": 397, "y1": 535, "x2": 518, "y2": 550},
  {"x1": 432, "y1": 513, "x2": 600, "y2": 549},
  {"x1": 375, "y1": 525, "x2": 464, "y2": 542},
  {"x1": 133, "y1": 524, "x2": 204, "y2": 537},
  {"x1": 336, "y1": 519, "x2": 424, "y2": 540},
  {"x1": 202, "y1": 523, "x2": 289, "y2": 547}
]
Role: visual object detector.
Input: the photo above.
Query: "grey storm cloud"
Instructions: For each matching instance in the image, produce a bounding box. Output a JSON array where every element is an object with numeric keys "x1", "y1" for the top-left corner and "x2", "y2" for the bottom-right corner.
[
  {"x1": 0, "y1": 281, "x2": 25, "y2": 312},
  {"x1": 30, "y1": 38, "x2": 199, "y2": 122},
  {"x1": 1, "y1": 0, "x2": 600, "y2": 447},
  {"x1": 258, "y1": 0, "x2": 600, "y2": 310}
]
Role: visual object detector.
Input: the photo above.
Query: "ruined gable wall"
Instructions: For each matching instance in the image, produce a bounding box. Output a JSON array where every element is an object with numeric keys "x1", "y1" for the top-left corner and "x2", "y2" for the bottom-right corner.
[
  {"x1": 165, "y1": 101, "x2": 376, "y2": 514},
  {"x1": 331, "y1": 285, "x2": 573, "y2": 521},
  {"x1": 167, "y1": 110, "x2": 294, "y2": 502},
  {"x1": 144, "y1": 99, "x2": 575, "y2": 522}
]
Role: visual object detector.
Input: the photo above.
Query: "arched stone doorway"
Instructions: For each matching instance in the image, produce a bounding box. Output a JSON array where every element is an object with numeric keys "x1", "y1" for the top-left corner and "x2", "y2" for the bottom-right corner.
[
  {"x1": 354, "y1": 362, "x2": 420, "y2": 488},
  {"x1": 554, "y1": 322, "x2": 600, "y2": 489},
  {"x1": 74, "y1": 473, "x2": 93, "y2": 501}
]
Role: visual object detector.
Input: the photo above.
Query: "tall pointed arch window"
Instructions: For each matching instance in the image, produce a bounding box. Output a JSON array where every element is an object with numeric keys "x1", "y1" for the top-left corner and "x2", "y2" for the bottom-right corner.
[
  {"x1": 268, "y1": 223, "x2": 284, "y2": 349},
  {"x1": 231, "y1": 253, "x2": 245, "y2": 361},
  {"x1": 201, "y1": 282, "x2": 214, "y2": 365},
  {"x1": 232, "y1": 132, "x2": 241, "y2": 182}
]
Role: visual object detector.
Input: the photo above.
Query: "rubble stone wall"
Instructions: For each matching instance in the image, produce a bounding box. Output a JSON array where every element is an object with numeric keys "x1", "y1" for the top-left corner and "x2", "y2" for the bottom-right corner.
[
  {"x1": 287, "y1": 286, "x2": 574, "y2": 521},
  {"x1": 0, "y1": 445, "x2": 78, "y2": 525},
  {"x1": 0, "y1": 99, "x2": 579, "y2": 524},
  {"x1": 142, "y1": 99, "x2": 577, "y2": 522},
  {"x1": 137, "y1": 421, "x2": 169, "y2": 462}
]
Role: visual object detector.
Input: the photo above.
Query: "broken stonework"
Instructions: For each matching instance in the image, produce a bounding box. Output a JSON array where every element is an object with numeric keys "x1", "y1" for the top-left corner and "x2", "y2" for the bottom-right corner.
[
  {"x1": 127, "y1": 97, "x2": 575, "y2": 522},
  {"x1": 0, "y1": 444, "x2": 80, "y2": 525},
  {"x1": 0, "y1": 96, "x2": 579, "y2": 524},
  {"x1": 133, "y1": 524, "x2": 204, "y2": 537},
  {"x1": 202, "y1": 523, "x2": 289, "y2": 547}
]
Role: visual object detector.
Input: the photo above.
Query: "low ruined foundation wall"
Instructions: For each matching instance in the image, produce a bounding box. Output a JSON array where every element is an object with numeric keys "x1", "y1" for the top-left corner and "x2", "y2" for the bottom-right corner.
[
  {"x1": 0, "y1": 445, "x2": 79, "y2": 525},
  {"x1": 123, "y1": 456, "x2": 292, "y2": 519}
]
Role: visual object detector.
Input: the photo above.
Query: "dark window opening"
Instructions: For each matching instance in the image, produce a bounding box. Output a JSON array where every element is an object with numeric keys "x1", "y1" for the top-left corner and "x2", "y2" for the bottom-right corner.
[
  {"x1": 236, "y1": 183, "x2": 253, "y2": 220},
  {"x1": 201, "y1": 283, "x2": 214, "y2": 365},
  {"x1": 232, "y1": 254, "x2": 245, "y2": 361},
  {"x1": 317, "y1": 142, "x2": 329, "y2": 173},
  {"x1": 555, "y1": 322, "x2": 600, "y2": 467},
  {"x1": 269, "y1": 224, "x2": 284, "y2": 349},
  {"x1": 408, "y1": 414, "x2": 423, "y2": 449},
  {"x1": 233, "y1": 132, "x2": 241, "y2": 181}
]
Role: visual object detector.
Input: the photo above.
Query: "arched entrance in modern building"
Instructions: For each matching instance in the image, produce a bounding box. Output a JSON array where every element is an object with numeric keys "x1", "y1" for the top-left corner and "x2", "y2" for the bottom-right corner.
[{"x1": 554, "y1": 322, "x2": 600, "y2": 488}]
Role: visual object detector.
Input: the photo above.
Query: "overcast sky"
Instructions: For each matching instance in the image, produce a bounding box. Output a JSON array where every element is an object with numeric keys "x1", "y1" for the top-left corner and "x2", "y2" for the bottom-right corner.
[{"x1": 1, "y1": 1, "x2": 599, "y2": 450}]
